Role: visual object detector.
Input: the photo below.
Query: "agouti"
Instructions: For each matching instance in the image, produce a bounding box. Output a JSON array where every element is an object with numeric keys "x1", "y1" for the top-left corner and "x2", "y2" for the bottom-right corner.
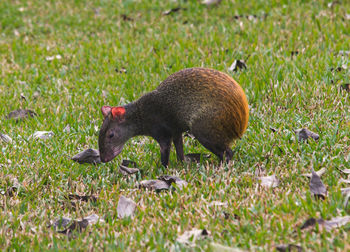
[{"x1": 98, "y1": 67, "x2": 249, "y2": 166}]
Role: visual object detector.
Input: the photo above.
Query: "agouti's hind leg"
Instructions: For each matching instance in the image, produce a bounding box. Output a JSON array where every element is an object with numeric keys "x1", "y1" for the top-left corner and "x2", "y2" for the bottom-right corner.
[
  {"x1": 224, "y1": 147, "x2": 233, "y2": 163},
  {"x1": 173, "y1": 134, "x2": 184, "y2": 162}
]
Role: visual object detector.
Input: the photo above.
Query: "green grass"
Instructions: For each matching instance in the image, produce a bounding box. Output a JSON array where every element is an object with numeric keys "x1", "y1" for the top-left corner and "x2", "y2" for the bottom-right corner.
[{"x1": 1, "y1": 0, "x2": 349, "y2": 250}]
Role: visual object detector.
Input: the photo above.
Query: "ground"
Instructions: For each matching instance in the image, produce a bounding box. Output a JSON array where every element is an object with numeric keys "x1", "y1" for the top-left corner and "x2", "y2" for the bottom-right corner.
[{"x1": 0, "y1": 0, "x2": 349, "y2": 250}]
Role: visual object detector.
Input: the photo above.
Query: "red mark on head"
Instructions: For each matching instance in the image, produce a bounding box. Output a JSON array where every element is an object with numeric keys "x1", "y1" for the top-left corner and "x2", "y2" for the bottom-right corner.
[{"x1": 111, "y1": 106, "x2": 126, "y2": 120}]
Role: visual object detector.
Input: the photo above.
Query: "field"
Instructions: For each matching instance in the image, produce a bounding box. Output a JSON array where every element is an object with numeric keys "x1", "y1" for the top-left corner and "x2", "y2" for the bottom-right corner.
[{"x1": 1, "y1": 0, "x2": 349, "y2": 250}]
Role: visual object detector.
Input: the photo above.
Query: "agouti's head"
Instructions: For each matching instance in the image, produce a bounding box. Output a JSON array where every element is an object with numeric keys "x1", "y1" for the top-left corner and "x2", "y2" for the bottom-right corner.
[{"x1": 98, "y1": 105, "x2": 132, "y2": 163}]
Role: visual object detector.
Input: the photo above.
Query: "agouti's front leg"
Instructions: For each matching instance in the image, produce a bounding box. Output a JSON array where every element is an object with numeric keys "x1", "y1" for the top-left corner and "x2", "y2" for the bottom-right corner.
[
  {"x1": 158, "y1": 138, "x2": 172, "y2": 167},
  {"x1": 173, "y1": 134, "x2": 184, "y2": 162}
]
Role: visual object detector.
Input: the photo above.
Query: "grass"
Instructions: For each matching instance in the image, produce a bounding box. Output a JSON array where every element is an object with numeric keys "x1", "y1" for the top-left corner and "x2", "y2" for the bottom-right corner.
[{"x1": 0, "y1": 0, "x2": 349, "y2": 250}]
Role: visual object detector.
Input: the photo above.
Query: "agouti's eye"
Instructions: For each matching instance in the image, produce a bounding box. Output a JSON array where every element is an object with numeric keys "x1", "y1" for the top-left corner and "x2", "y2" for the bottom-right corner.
[{"x1": 108, "y1": 133, "x2": 114, "y2": 139}]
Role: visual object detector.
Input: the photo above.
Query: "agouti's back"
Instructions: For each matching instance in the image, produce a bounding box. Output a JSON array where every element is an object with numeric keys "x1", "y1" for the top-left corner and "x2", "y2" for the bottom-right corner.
[
  {"x1": 155, "y1": 68, "x2": 249, "y2": 145},
  {"x1": 99, "y1": 67, "x2": 249, "y2": 166}
]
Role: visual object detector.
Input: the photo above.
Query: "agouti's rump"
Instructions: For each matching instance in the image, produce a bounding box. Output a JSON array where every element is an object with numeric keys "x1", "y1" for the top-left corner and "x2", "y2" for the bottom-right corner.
[{"x1": 98, "y1": 67, "x2": 249, "y2": 166}]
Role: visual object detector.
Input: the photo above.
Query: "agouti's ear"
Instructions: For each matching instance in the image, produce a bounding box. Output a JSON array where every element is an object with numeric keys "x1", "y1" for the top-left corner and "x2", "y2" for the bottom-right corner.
[
  {"x1": 111, "y1": 106, "x2": 126, "y2": 122},
  {"x1": 101, "y1": 106, "x2": 112, "y2": 118}
]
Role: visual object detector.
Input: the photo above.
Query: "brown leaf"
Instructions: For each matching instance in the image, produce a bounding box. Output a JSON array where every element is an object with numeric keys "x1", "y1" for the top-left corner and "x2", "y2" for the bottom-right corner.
[
  {"x1": 295, "y1": 128, "x2": 319, "y2": 142},
  {"x1": 339, "y1": 50, "x2": 350, "y2": 56},
  {"x1": 210, "y1": 242, "x2": 244, "y2": 251},
  {"x1": 300, "y1": 216, "x2": 350, "y2": 231},
  {"x1": 259, "y1": 174, "x2": 280, "y2": 188},
  {"x1": 6, "y1": 109, "x2": 36, "y2": 120},
  {"x1": 228, "y1": 60, "x2": 247, "y2": 72},
  {"x1": 139, "y1": 179, "x2": 170, "y2": 191},
  {"x1": 340, "y1": 83, "x2": 350, "y2": 93},
  {"x1": 269, "y1": 127, "x2": 277, "y2": 132},
  {"x1": 158, "y1": 175, "x2": 188, "y2": 189},
  {"x1": 163, "y1": 7, "x2": 182, "y2": 15},
  {"x1": 302, "y1": 167, "x2": 326, "y2": 178},
  {"x1": 276, "y1": 244, "x2": 303, "y2": 252},
  {"x1": 309, "y1": 169, "x2": 327, "y2": 199},
  {"x1": 32, "y1": 131, "x2": 54, "y2": 140},
  {"x1": 119, "y1": 159, "x2": 139, "y2": 175},
  {"x1": 117, "y1": 195, "x2": 136, "y2": 219},
  {"x1": 202, "y1": 0, "x2": 222, "y2": 6},
  {"x1": 121, "y1": 159, "x2": 137, "y2": 167},
  {"x1": 115, "y1": 67, "x2": 127, "y2": 74},
  {"x1": 5, "y1": 186, "x2": 17, "y2": 197},
  {"x1": 55, "y1": 214, "x2": 103, "y2": 235},
  {"x1": 121, "y1": 14, "x2": 133, "y2": 21},
  {"x1": 177, "y1": 228, "x2": 210, "y2": 246},
  {"x1": 290, "y1": 51, "x2": 299, "y2": 57},
  {"x1": 0, "y1": 133, "x2": 12, "y2": 143},
  {"x1": 63, "y1": 124, "x2": 71, "y2": 133},
  {"x1": 300, "y1": 217, "x2": 320, "y2": 230},
  {"x1": 68, "y1": 194, "x2": 97, "y2": 202},
  {"x1": 338, "y1": 168, "x2": 350, "y2": 174},
  {"x1": 184, "y1": 153, "x2": 211, "y2": 163},
  {"x1": 72, "y1": 148, "x2": 101, "y2": 164},
  {"x1": 119, "y1": 165, "x2": 140, "y2": 175}
]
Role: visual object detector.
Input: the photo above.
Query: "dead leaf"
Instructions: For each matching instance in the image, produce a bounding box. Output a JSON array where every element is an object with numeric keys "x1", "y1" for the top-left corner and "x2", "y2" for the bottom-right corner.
[
  {"x1": 184, "y1": 153, "x2": 211, "y2": 163},
  {"x1": 163, "y1": 7, "x2": 183, "y2": 15},
  {"x1": 328, "y1": 1, "x2": 340, "y2": 8},
  {"x1": 338, "y1": 168, "x2": 350, "y2": 174},
  {"x1": 63, "y1": 124, "x2": 71, "y2": 133},
  {"x1": 309, "y1": 169, "x2": 327, "y2": 199},
  {"x1": 177, "y1": 228, "x2": 210, "y2": 246},
  {"x1": 33, "y1": 91, "x2": 40, "y2": 99},
  {"x1": 115, "y1": 67, "x2": 127, "y2": 74},
  {"x1": 341, "y1": 187, "x2": 350, "y2": 195},
  {"x1": 68, "y1": 194, "x2": 97, "y2": 202},
  {"x1": 6, "y1": 109, "x2": 36, "y2": 120},
  {"x1": 46, "y1": 55, "x2": 62, "y2": 61},
  {"x1": 20, "y1": 93, "x2": 27, "y2": 101},
  {"x1": 276, "y1": 244, "x2": 303, "y2": 252},
  {"x1": 52, "y1": 217, "x2": 72, "y2": 230},
  {"x1": 295, "y1": 128, "x2": 319, "y2": 142},
  {"x1": 290, "y1": 51, "x2": 299, "y2": 57},
  {"x1": 269, "y1": 127, "x2": 277, "y2": 132},
  {"x1": 323, "y1": 216, "x2": 350, "y2": 231},
  {"x1": 54, "y1": 214, "x2": 103, "y2": 235},
  {"x1": 117, "y1": 195, "x2": 136, "y2": 219},
  {"x1": 121, "y1": 14, "x2": 133, "y2": 21},
  {"x1": 119, "y1": 165, "x2": 140, "y2": 175},
  {"x1": 209, "y1": 201, "x2": 228, "y2": 207},
  {"x1": 302, "y1": 167, "x2": 326, "y2": 178},
  {"x1": 339, "y1": 178, "x2": 350, "y2": 184},
  {"x1": 259, "y1": 174, "x2": 280, "y2": 188},
  {"x1": 72, "y1": 148, "x2": 101, "y2": 164},
  {"x1": 229, "y1": 60, "x2": 247, "y2": 72},
  {"x1": 139, "y1": 179, "x2": 170, "y2": 191},
  {"x1": 210, "y1": 242, "x2": 244, "y2": 251},
  {"x1": 340, "y1": 84, "x2": 350, "y2": 93},
  {"x1": 119, "y1": 159, "x2": 139, "y2": 175},
  {"x1": 5, "y1": 186, "x2": 17, "y2": 197},
  {"x1": 342, "y1": 189, "x2": 350, "y2": 207},
  {"x1": 32, "y1": 131, "x2": 54, "y2": 140},
  {"x1": 202, "y1": 0, "x2": 222, "y2": 6},
  {"x1": 300, "y1": 217, "x2": 321, "y2": 230},
  {"x1": 0, "y1": 133, "x2": 12, "y2": 143},
  {"x1": 121, "y1": 159, "x2": 137, "y2": 167},
  {"x1": 339, "y1": 50, "x2": 350, "y2": 56},
  {"x1": 301, "y1": 216, "x2": 350, "y2": 231},
  {"x1": 158, "y1": 175, "x2": 188, "y2": 189}
]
